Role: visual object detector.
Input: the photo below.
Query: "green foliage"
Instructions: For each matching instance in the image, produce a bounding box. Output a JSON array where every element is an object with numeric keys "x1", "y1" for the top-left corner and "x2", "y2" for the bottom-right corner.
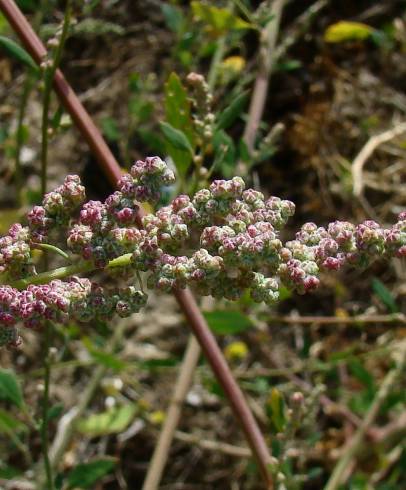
[
  {"x1": 0, "y1": 369, "x2": 24, "y2": 409},
  {"x1": 77, "y1": 404, "x2": 136, "y2": 437},
  {"x1": 84, "y1": 338, "x2": 127, "y2": 371},
  {"x1": 204, "y1": 310, "x2": 253, "y2": 335},
  {"x1": 161, "y1": 3, "x2": 185, "y2": 34},
  {"x1": 0, "y1": 407, "x2": 27, "y2": 434},
  {"x1": 101, "y1": 117, "x2": 120, "y2": 142},
  {"x1": 0, "y1": 35, "x2": 39, "y2": 73},
  {"x1": 159, "y1": 122, "x2": 194, "y2": 154},
  {"x1": 267, "y1": 388, "x2": 287, "y2": 433},
  {"x1": 163, "y1": 72, "x2": 195, "y2": 177},
  {"x1": 191, "y1": 2, "x2": 252, "y2": 37},
  {"x1": 65, "y1": 458, "x2": 116, "y2": 489},
  {"x1": 372, "y1": 278, "x2": 399, "y2": 313},
  {"x1": 215, "y1": 90, "x2": 249, "y2": 131}
]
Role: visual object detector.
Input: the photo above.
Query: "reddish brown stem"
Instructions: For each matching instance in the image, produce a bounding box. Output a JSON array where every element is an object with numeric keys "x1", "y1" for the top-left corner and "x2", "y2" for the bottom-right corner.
[{"x1": 0, "y1": 0, "x2": 272, "y2": 486}]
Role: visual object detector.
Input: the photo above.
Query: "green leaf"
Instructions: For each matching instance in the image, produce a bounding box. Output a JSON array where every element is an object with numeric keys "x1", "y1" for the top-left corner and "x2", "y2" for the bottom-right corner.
[
  {"x1": 161, "y1": 3, "x2": 185, "y2": 34},
  {"x1": 0, "y1": 36, "x2": 38, "y2": 72},
  {"x1": 348, "y1": 358, "x2": 376, "y2": 396},
  {"x1": 324, "y1": 21, "x2": 373, "y2": 43},
  {"x1": 267, "y1": 388, "x2": 286, "y2": 433},
  {"x1": 101, "y1": 117, "x2": 120, "y2": 142},
  {"x1": 160, "y1": 122, "x2": 193, "y2": 154},
  {"x1": 77, "y1": 404, "x2": 136, "y2": 437},
  {"x1": 165, "y1": 73, "x2": 193, "y2": 132},
  {"x1": 89, "y1": 349, "x2": 127, "y2": 372},
  {"x1": 191, "y1": 2, "x2": 252, "y2": 36},
  {"x1": 47, "y1": 403, "x2": 64, "y2": 421},
  {"x1": 51, "y1": 106, "x2": 64, "y2": 130},
  {"x1": 66, "y1": 459, "x2": 116, "y2": 489},
  {"x1": 164, "y1": 72, "x2": 195, "y2": 177},
  {"x1": 204, "y1": 310, "x2": 253, "y2": 335},
  {"x1": 0, "y1": 407, "x2": 27, "y2": 433},
  {"x1": 216, "y1": 91, "x2": 249, "y2": 131},
  {"x1": 372, "y1": 278, "x2": 398, "y2": 313},
  {"x1": 16, "y1": 0, "x2": 39, "y2": 11},
  {"x1": 0, "y1": 462, "x2": 22, "y2": 479},
  {"x1": 0, "y1": 369, "x2": 24, "y2": 409}
]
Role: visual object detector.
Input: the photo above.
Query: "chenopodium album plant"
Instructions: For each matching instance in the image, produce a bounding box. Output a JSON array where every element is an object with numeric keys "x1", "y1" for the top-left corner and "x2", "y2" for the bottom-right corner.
[{"x1": 0, "y1": 156, "x2": 405, "y2": 347}]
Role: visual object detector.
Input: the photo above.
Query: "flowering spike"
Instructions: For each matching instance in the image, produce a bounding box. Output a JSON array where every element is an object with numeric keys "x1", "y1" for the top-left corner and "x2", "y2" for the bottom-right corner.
[{"x1": 0, "y1": 157, "x2": 404, "y2": 347}]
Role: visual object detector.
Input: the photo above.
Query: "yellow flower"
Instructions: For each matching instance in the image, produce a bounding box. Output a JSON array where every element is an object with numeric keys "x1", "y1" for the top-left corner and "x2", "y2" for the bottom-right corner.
[{"x1": 224, "y1": 341, "x2": 248, "y2": 361}]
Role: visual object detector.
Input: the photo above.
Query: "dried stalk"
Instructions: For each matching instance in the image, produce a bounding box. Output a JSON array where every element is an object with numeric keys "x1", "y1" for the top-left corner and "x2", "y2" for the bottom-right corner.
[
  {"x1": 268, "y1": 313, "x2": 406, "y2": 325},
  {"x1": 142, "y1": 336, "x2": 201, "y2": 490},
  {"x1": 352, "y1": 121, "x2": 406, "y2": 197},
  {"x1": 242, "y1": 0, "x2": 285, "y2": 153}
]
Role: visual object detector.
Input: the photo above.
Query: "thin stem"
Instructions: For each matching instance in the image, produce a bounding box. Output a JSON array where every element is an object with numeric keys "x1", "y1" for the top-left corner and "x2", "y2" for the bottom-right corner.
[
  {"x1": 10, "y1": 253, "x2": 133, "y2": 289},
  {"x1": 38, "y1": 5, "x2": 71, "y2": 488},
  {"x1": 242, "y1": 0, "x2": 285, "y2": 154},
  {"x1": 10, "y1": 260, "x2": 95, "y2": 289},
  {"x1": 40, "y1": 322, "x2": 54, "y2": 490},
  {"x1": 40, "y1": 0, "x2": 72, "y2": 196},
  {"x1": 35, "y1": 243, "x2": 71, "y2": 261}
]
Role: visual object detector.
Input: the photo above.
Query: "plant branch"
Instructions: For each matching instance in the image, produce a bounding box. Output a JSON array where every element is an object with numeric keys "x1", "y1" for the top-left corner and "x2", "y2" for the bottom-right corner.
[
  {"x1": 40, "y1": 0, "x2": 71, "y2": 196},
  {"x1": 352, "y1": 121, "x2": 406, "y2": 197},
  {"x1": 242, "y1": 0, "x2": 285, "y2": 154},
  {"x1": 40, "y1": 322, "x2": 54, "y2": 490},
  {"x1": 268, "y1": 313, "x2": 406, "y2": 325},
  {"x1": 174, "y1": 429, "x2": 251, "y2": 459}
]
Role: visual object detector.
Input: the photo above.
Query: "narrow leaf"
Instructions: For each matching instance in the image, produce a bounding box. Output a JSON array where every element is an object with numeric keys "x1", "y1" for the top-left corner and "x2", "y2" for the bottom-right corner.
[
  {"x1": 216, "y1": 91, "x2": 249, "y2": 130},
  {"x1": 161, "y1": 4, "x2": 185, "y2": 34},
  {"x1": 164, "y1": 72, "x2": 195, "y2": 177},
  {"x1": 372, "y1": 278, "x2": 398, "y2": 313},
  {"x1": 204, "y1": 310, "x2": 253, "y2": 335},
  {"x1": 89, "y1": 349, "x2": 127, "y2": 371},
  {"x1": 0, "y1": 36, "x2": 38, "y2": 72},
  {"x1": 0, "y1": 369, "x2": 24, "y2": 408},
  {"x1": 66, "y1": 459, "x2": 116, "y2": 489},
  {"x1": 160, "y1": 121, "x2": 193, "y2": 154},
  {"x1": 0, "y1": 408, "x2": 27, "y2": 433}
]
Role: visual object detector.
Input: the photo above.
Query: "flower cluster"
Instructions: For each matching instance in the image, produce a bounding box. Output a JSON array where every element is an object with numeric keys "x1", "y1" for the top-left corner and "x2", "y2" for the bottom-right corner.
[
  {"x1": 67, "y1": 156, "x2": 174, "y2": 267},
  {"x1": 0, "y1": 156, "x2": 404, "y2": 347},
  {"x1": 280, "y1": 215, "x2": 406, "y2": 294},
  {"x1": 186, "y1": 72, "x2": 214, "y2": 145},
  {"x1": 28, "y1": 174, "x2": 86, "y2": 241},
  {"x1": 0, "y1": 278, "x2": 147, "y2": 347}
]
